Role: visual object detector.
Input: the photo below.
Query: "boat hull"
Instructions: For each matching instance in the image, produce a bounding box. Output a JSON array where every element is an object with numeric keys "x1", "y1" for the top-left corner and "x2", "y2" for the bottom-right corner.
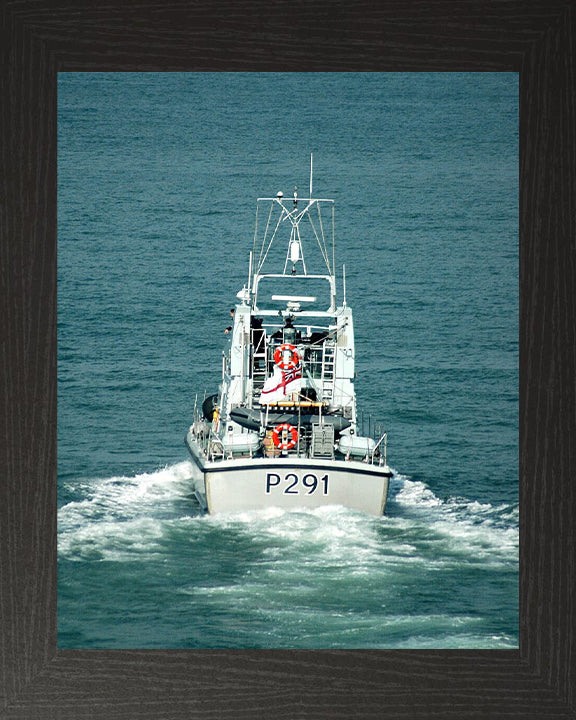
[{"x1": 186, "y1": 435, "x2": 391, "y2": 516}]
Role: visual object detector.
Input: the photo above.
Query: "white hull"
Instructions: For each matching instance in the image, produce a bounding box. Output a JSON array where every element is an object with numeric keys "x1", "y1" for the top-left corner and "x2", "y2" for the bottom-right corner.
[{"x1": 186, "y1": 436, "x2": 391, "y2": 516}]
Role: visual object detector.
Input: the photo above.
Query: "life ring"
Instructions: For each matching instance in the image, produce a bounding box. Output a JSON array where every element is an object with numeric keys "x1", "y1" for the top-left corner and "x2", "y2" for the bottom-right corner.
[
  {"x1": 272, "y1": 423, "x2": 298, "y2": 450},
  {"x1": 274, "y1": 344, "x2": 300, "y2": 370}
]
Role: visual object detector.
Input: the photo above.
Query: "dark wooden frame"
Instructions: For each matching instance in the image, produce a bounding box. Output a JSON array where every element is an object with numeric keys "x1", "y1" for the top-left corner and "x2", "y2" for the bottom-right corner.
[{"x1": 1, "y1": 1, "x2": 574, "y2": 717}]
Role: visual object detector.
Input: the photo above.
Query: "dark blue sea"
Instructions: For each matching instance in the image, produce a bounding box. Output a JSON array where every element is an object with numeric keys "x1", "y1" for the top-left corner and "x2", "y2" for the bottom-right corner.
[{"x1": 57, "y1": 72, "x2": 518, "y2": 649}]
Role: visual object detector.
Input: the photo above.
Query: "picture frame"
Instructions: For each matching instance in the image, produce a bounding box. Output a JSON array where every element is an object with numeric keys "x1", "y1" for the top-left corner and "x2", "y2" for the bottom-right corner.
[{"x1": 1, "y1": 1, "x2": 574, "y2": 716}]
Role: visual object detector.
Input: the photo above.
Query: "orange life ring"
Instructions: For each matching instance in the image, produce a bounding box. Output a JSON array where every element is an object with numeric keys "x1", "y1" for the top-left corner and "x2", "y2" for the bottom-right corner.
[
  {"x1": 274, "y1": 344, "x2": 300, "y2": 370},
  {"x1": 272, "y1": 423, "x2": 298, "y2": 450}
]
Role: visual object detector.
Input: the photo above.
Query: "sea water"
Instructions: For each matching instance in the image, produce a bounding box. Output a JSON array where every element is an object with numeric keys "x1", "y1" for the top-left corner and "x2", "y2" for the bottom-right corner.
[{"x1": 57, "y1": 72, "x2": 518, "y2": 649}]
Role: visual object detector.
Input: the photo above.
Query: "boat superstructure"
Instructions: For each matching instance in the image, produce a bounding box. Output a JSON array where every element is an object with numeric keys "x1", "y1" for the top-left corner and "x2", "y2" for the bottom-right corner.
[{"x1": 185, "y1": 163, "x2": 392, "y2": 515}]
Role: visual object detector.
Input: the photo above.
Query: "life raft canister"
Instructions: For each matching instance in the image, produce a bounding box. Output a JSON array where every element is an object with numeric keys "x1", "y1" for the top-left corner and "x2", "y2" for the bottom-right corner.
[
  {"x1": 274, "y1": 343, "x2": 300, "y2": 370},
  {"x1": 272, "y1": 423, "x2": 298, "y2": 450}
]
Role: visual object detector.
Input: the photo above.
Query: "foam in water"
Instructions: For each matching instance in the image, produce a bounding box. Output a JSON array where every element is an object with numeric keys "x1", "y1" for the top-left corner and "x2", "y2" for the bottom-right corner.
[
  {"x1": 58, "y1": 461, "x2": 197, "y2": 560},
  {"x1": 59, "y1": 463, "x2": 518, "y2": 569},
  {"x1": 58, "y1": 462, "x2": 518, "y2": 649}
]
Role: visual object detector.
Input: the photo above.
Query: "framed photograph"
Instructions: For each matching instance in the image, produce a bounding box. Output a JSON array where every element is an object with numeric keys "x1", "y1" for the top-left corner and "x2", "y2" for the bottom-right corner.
[{"x1": 1, "y1": 2, "x2": 574, "y2": 717}]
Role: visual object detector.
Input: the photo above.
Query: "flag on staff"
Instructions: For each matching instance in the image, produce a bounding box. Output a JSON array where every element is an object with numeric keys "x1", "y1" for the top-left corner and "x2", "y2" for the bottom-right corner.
[{"x1": 260, "y1": 362, "x2": 302, "y2": 404}]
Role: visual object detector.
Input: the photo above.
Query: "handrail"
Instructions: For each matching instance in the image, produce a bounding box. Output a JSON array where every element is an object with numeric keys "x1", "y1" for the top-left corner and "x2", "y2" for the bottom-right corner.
[
  {"x1": 371, "y1": 431, "x2": 387, "y2": 466},
  {"x1": 209, "y1": 434, "x2": 225, "y2": 462}
]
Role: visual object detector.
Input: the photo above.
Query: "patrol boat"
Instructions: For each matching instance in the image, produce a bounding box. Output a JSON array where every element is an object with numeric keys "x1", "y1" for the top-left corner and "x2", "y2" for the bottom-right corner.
[{"x1": 185, "y1": 165, "x2": 392, "y2": 515}]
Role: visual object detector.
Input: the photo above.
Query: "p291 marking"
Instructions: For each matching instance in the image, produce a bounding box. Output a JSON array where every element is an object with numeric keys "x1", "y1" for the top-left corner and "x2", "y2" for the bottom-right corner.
[{"x1": 265, "y1": 472, "x2": 329, "y2": 495}]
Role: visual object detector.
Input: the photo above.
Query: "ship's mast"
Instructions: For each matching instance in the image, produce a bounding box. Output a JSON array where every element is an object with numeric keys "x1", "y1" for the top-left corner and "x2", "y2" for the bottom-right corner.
[{"x1": 249, "y1": 157, "x2": 337, "y2": 311}]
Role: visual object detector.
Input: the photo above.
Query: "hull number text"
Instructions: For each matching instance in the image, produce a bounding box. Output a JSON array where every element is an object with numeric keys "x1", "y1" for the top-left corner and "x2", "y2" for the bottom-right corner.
[{"x1": 266, "y1": 472, "x2": 329, "y2": 495}]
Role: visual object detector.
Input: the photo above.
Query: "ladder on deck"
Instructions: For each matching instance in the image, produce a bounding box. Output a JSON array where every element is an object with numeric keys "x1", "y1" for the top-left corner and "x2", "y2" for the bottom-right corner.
[
  {"x1": 321, "y1": 343, "x2": 335, "y2": 403},
  {"x1": 252, "y1": 330, "x2": 268, "y2": 391}
]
